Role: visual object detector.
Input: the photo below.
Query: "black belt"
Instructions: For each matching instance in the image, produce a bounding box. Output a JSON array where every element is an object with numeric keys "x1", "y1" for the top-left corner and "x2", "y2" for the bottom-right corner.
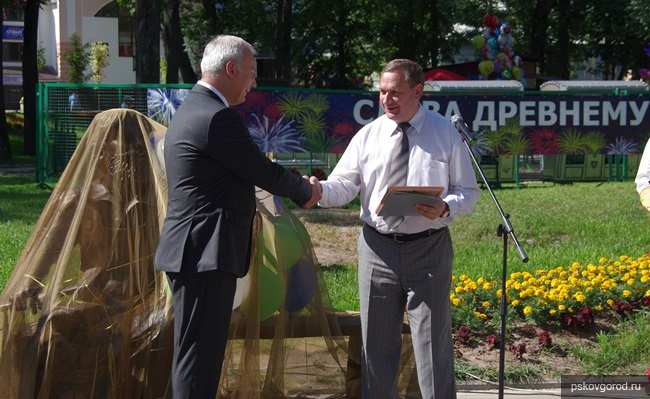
[{"x1": 367, "y1": 224, "x2": 439, "y2": 242}]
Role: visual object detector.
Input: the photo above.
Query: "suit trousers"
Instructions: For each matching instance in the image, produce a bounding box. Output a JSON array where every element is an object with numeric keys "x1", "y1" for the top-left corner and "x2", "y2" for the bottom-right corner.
[
  {"x1": 166, "y1": 270, "x2": 237, "y2": 399},
  {"x1": 358, "y1": 224, "x2": 456, "y2": 399}
]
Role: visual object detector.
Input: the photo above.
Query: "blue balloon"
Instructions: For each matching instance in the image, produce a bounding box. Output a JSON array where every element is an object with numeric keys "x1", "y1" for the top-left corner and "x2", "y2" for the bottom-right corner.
[{"x1": 284, "y1": 258, "x2": 318, "y2": 312}]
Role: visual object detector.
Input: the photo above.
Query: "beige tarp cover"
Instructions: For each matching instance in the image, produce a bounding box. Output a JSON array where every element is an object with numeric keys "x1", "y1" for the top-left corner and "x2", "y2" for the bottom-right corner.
[{"x1": 0, "y1": 109, "x2": 421, "y2": 398}]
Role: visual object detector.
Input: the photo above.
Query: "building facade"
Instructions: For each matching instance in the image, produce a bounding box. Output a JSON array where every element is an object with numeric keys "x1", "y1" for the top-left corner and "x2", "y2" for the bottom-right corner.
[{"x1": 3, "y1": 0, "x2": 139, "y2": 110}]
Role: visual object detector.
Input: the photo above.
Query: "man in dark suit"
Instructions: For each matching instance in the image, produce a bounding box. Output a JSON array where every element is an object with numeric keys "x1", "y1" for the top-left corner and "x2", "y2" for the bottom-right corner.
[{"x1": 155, "y1": 35, "x2": 321, "y2": 399}]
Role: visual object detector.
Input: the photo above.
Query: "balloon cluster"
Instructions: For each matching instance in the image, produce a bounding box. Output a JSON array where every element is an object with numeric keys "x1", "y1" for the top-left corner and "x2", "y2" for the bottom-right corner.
[
  {"x1": 472, "y1": 13, "x2": 524, "y2": 84},
  {"x1": 236, "y1": 212, "x2": 318, "y2": 321}
]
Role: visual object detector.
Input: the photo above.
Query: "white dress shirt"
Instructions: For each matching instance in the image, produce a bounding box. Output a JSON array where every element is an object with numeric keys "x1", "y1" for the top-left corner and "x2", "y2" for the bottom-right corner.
[
  {"x1": 319, "y1": 105, "x2": 481, "y2": 234},
  {"x1": 197, "y1": 80, "x2": 229, "y2": 107},
  {"x1": 635, "y1": 141, "x2": 650, "y2": 194}
]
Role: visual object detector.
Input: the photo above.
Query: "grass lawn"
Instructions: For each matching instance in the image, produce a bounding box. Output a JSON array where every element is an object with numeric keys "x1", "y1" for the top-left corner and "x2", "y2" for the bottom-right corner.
[
  {"x1": 1, "y1": 176, "x2": 647, "y2": 297},
  {"x1": 1, "y1": 172, "x2": 649, "y2": 381}
]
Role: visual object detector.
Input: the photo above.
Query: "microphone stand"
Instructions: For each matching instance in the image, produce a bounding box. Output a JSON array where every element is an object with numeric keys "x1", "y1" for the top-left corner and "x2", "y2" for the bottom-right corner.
[{"x1": 453, "y1": 119, "x2": 529, "y2": 399}]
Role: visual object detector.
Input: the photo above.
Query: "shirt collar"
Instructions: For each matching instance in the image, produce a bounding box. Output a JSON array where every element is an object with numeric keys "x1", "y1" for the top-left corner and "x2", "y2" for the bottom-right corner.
[
  {"x1": 197, "y1": 80, "x2": 229, "y2": 107},
  {"x1": 392, "y1": 105, "x2": 425, "y2": 136}
]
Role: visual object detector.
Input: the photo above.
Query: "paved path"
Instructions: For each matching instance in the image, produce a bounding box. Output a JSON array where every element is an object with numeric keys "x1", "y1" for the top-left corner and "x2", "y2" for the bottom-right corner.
[
  {"x1": 458, "y1": 388, "x2": 562, "y2": 398},
  {"x1": 0, "y1": 164, "x2": 35, "y2": 174}
]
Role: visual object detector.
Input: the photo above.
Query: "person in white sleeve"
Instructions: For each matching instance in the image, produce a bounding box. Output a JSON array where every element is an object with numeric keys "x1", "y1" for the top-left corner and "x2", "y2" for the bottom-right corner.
[{"x1": 635, "y1": 140, "x2": 650, "y2": 211}]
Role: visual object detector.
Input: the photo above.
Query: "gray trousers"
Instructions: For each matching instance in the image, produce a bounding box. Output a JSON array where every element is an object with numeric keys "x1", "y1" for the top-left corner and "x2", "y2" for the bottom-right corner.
[{"x1": 358, "y1": 224, "x2": 456, "y2": 399}]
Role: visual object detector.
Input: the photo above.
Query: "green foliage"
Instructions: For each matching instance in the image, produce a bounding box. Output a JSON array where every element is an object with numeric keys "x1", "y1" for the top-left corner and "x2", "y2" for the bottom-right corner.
[
  {"x1": 0, "y1": 176, "x2": 52, "y2": 292},
  {"x1": 558, "y1": 128, "x2": 590, "y2": 154},
  {"x1": 37, "y1": 41, "x2": 46, "y2": 71},
  {"x1": 89, "y1": 42, "x2": 110, "y2": 84},
  {"x1": 61, "y1": 33, "x2": 90, "y2": 83},
  {"x1": 571, "y1": 310, "x2": 650, "y2": 375}
]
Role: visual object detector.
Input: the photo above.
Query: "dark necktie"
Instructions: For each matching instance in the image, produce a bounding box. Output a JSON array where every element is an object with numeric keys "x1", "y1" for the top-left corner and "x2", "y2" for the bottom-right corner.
[{"x1": 384, "y1": 122, "x2": 411, "y2": 228}]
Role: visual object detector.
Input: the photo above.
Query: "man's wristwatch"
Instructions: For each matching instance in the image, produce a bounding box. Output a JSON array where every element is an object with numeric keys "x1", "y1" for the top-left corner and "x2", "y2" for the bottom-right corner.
[{"x1": 441, "y1": 202, "x2": 450, "y2": 218}]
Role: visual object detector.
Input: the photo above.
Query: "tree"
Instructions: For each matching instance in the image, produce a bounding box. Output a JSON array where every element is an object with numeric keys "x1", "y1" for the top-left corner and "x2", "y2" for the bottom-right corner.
[
  {"x1": 20, "y1": 0, "x2": 43, "y2": 157},
  {"x1": 135, "y1": 0, "x2": 160, "y2": 83},
  {"x1": 162, "y1": 0, "x2": 196, "y2": 83},
  {"x1": 61, "y1": 32, "x2": 90, "y2": 83},
  {"x1": 89, "y1": 42, "x2": 110, "y2": 84},
  {"x1": 275, "y1": 0, "x2": 292, "y2": 83}
]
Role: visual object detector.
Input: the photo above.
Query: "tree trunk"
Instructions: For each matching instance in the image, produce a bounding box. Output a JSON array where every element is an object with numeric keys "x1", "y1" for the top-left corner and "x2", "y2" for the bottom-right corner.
[
  {"x1": 168, "y1": 0, "x2": 196, "y2": 83},
  {"x1": 332, "y1": 3, "x2": 347, "y2": 89},
  {"x1": 274, "y1": 0, "x2": 283, "y2": 80},
  {"x1": 281, "y1": 0, "x2": 292, "y2": 82},
  {"x1": 555, "y1": 0, "x2": 571, "y2": 78},
  {"x1": 162, "y1": 0, "x2": 179, "y2": 84},
  {"x1": 22, "y1": 0, "x2": 40, "y2": 157},
  {"x1": 428, "y1": 0, "x2": 440, "y2": 69},
  {"x1": 135, "y1": 0, "x2": 161, "y2": 83},
  {"x1": 0, "y1": 4, "x2": 13, "y2": 163},
  {"x1": 530, "y1": 0, "x2": 550, "y2": 74},
  {"x1": 201, "y1": 0, "x2": 218, "y2": 37}
]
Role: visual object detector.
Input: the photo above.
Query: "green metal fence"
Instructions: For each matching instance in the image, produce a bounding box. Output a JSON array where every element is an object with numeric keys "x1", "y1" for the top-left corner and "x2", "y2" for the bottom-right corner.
[{"x1": 37, "y1": 83, "x2": 191, "y2": 185}]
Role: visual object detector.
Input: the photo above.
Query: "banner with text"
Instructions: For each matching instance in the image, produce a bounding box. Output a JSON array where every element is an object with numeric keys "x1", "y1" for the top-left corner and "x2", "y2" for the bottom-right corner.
[{"x1": 148, "y1": 88, "x2": 650, "y2": 155}]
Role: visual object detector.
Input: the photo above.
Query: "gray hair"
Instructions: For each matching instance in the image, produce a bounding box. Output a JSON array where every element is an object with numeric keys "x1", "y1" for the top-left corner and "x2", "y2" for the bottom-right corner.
[
  {"x1": 200, "y1": 35, "x2": 256, "y2": 76},
  {"x1": 382, "y1": 59, "x2": 424, "y2": 87}
]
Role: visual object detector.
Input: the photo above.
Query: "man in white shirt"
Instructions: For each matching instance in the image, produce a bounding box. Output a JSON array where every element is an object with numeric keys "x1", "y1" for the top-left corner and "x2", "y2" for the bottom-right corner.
[
  {"x1": 636, "y1": 140, "x2": 650, "y2": 211},
  {"x1": 316, "y1": 59, "x2": 481, "y2": 398}
]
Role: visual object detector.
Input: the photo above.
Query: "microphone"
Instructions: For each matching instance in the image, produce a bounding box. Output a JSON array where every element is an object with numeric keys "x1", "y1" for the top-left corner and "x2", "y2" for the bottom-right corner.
[{"x1": 450, "y1": 115, "x2": 477, "y2": 146}]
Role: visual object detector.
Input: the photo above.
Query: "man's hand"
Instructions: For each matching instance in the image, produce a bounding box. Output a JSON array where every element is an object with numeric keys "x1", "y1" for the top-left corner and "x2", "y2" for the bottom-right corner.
[
  {"x1": 414, "y1": 200, "x2": 448, "y2": 220},
  {"x1": 302, "y1": 175, "x2": 322, "y2": 208}
]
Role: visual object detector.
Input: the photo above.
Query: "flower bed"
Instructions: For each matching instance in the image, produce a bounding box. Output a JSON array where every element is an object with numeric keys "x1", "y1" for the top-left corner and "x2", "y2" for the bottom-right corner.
[{"x1": 451, "y1": 254, "x2": 650, "y2": 332}]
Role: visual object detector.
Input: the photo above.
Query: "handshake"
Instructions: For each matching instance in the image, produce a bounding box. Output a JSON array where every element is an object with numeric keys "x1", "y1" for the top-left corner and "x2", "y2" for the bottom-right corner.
[{"x1": 302, "y1": 175, "x2": 323, "y2": 209}]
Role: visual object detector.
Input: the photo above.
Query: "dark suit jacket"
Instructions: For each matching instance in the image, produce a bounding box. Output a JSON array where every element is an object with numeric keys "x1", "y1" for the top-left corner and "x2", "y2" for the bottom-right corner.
[{"x1": 155, "y1": 84, "x2": 312, "y2": 277}]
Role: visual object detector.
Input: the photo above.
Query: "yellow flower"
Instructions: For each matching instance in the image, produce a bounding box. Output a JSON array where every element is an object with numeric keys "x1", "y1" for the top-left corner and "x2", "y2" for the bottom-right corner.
[
  {"x1": 523, "y1": 306, "x2": 533, "y2": 315},
  {"x1": 465, "y1": 281, "x2": 478, "y2": 291},
  {"x1": 623, "y1": 290, "x2": 632, "y2": 298},
  {"x1": 483, "y1": 282, "x2": 493, "y2": 290},
  {"x1": 607, "y1": 299, "x2": 614, "y2": 306},
  {"x1": 452, "y1": 298, "x2": 461, "y2": 306},
  {"x1": 558, "y1": 304, "x2": 566, "y2": 311},
  {"x1": 482, "y1": 301, "x2": 490, "y2": 308},
  {"x1": 511, "y1": 299, "x2": 521, "y2": 307},
  {"x1": 549, "y1": 309, "x2": 557, "y2": 315}
]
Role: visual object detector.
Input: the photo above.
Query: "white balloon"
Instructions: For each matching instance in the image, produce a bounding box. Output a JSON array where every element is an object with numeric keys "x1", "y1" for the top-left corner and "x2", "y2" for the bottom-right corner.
[{"x1": 232, "y1": 272, "x2": 251, "y2": 310}]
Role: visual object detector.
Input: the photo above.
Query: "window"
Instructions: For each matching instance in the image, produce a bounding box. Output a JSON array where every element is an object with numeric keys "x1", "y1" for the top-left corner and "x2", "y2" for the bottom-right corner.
[
  {"x1": 566, "y1": 154, "x2": 585, "y2": 165},
  {"x1": 2, "y1": 42, "x2": 23, "y2": 62},
  {"x1": 118, "y1": 12, "x2": 134, "y2": 57},
  {"x1": 3, "y1": 7, "x2": 24, "y2": 22},
  {"x1": 95, "y1": 1, "x2": 134, "y2": 57}
]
